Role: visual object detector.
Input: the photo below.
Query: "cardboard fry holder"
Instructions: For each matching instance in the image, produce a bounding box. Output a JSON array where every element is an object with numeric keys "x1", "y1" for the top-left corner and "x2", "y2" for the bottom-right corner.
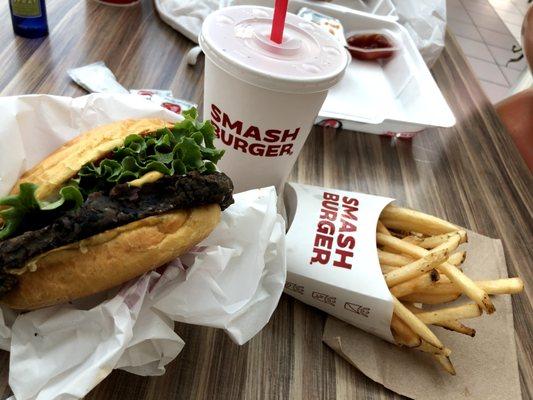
[
  {"x1": 284, "y1": 182, "x2": 394, "y2": 342},
  {"x1": 284, "y1": 182, "x2": 522, "y2": 399}
]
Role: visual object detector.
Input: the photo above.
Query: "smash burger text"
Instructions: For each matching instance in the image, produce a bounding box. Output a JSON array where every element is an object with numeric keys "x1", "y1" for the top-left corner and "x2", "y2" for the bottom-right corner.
[
  {"x1": 310, "y1": 192, "x2": 359, "y2": 269},
  {"x1": 211, "y1": 104, "x2": 301, "y2": 157}
]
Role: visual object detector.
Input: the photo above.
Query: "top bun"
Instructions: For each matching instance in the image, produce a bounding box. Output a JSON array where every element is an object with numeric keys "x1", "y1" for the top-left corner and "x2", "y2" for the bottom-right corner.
[{"x1": 13, "y1": 118, "x2": 171, "y2": 200}]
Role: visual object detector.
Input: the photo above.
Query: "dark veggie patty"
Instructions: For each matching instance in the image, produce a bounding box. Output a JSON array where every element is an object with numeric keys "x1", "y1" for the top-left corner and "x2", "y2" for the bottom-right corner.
[{"x1": 0, "y1": 171, "x2": 233, "y2": 294}]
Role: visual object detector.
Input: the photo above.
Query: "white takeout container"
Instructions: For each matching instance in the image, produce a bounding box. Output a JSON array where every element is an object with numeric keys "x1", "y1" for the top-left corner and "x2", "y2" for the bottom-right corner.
[
  {"x1": 307, "y1": 0, "x2": 398, "y2": 20},
  {"x1": 229, "y1": 0, "x2": 456, "y2": 134},
  {"x1": 353, "y1": 0, "x2": 396, "y2": 19}
]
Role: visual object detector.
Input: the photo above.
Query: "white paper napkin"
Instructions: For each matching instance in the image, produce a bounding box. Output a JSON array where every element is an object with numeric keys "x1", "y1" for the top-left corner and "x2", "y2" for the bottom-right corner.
[{"x1": 155, "y1": 0, "x2": 223, "y2": 43}]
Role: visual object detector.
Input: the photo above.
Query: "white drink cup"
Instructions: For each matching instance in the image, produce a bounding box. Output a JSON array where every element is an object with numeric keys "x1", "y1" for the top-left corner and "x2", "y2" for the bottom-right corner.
[{"x1": 200, "y1": 5, "x2": 349, "y2": 193}]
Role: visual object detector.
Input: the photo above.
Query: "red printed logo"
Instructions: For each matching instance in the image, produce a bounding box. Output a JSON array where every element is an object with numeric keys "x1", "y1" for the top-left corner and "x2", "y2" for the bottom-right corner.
[
  {"x1": 210, "y1": 104, "x2": 300, "y2": 157},
  {"x1": 312, "y1": 291, "x2": 336, "y2": 306},
  {"x1": 309, "y1": 192, "x2": 359, "y2": 269}
]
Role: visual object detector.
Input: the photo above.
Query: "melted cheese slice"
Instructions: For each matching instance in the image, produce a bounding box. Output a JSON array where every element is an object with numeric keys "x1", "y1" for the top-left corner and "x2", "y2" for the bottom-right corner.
[{"x1": 128, "y1": 171, "x2": 164, "y2": 188}]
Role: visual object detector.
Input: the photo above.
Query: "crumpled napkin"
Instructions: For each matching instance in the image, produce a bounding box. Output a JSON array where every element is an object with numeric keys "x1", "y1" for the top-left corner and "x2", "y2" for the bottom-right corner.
[{"x1": 155, "y1": 0, "x2": 223, "y2": 43}]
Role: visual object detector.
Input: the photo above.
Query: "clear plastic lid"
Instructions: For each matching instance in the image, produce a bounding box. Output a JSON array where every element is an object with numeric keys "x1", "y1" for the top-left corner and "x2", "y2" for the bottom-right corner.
[{"x1": 199, "y1": 5, "x2": 350, "y2": 94}]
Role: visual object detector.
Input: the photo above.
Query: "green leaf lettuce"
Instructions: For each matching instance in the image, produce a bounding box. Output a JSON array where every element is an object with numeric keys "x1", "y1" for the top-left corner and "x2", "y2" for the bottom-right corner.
[{"x1": 0, "y1": 108, "x2": 224, "y2": 241}]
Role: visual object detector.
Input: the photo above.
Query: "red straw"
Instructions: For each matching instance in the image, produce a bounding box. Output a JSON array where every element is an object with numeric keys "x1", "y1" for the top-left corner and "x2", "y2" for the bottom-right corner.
[{"x1": 270, "y1": 0, "x2": 288, "y2": 44}]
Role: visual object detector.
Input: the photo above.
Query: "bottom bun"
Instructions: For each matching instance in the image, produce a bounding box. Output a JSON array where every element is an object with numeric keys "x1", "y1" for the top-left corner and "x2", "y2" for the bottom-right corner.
[{"x1": 2, "y1": 204, "x2": 220, "y2": 310}]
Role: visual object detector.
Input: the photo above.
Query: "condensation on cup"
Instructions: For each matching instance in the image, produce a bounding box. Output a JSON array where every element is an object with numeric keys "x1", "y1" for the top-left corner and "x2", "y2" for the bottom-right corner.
[{"x1": 200, "y1": 6, "x2": 349, "y2": 193}]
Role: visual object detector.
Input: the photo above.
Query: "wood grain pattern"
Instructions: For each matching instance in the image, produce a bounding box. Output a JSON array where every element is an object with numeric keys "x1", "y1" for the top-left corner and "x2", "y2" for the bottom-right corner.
[{"x1": 0, "y1": 1, "x2": 531, "y2": 399}]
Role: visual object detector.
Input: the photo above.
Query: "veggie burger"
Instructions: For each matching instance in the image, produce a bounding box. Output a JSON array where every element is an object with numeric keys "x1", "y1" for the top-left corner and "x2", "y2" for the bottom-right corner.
[{"x1": 0, "y1": 109, "x2": 234, "y2": 310}]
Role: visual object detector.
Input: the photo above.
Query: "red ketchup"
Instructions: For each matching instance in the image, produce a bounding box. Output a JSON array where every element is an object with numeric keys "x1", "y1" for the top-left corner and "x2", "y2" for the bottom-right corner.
[{"x1": 346, "y1": 34, "x2": 396, "y2": 61}]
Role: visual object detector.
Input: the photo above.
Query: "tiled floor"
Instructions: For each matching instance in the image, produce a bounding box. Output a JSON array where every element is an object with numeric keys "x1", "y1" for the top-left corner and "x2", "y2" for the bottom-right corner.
[
  {"x1": 488, "y1": 0, "x2": 529, "y2": 41},
  {"x1": 447, "y1": 0, "x2": 530, "y2": 103}
]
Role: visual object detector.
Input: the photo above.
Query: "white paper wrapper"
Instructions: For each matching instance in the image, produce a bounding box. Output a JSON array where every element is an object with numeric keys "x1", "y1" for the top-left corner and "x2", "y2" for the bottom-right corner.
[
  {"x1": 284, "y1": 183, "x2": 394, "y2": 342},
  {"x1": 0, "y1": 94, "x2": 286, "y2": 400}
]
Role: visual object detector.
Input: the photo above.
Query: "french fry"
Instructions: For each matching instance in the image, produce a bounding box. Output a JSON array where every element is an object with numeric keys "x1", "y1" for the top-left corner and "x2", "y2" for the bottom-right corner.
[
  {"x1": 377, "y1": 232, "x2": 427, "y2": 256},
  {"x1": 376, "y1": 233, "x2": 495, "y2": 314},
  {"x1": 390, "y1": 314, "x2": 421, "y2": 347},
  {"x1": 389, "y1": 270, "x2": 440, "y2": 297},
  {"x1": 425, "y1": 283, "x2": 468, "y2": 296},
  {"x1": 384, "y1": 235, "x2": 460, "y2": 286},
  {"x1": 404, "y1": 303, "x2": 481, "y2": 336},
  {"x1": 431, "y1": 233, "x2": 462, "y2": 255},
  {"x1": 392, "y1": 296, "x2": 444, "y2": 349},
  {"x1": 391, "y1": 272, "x2": 455, "y2": 298},
  {"x1": 416, "y1": 230, "x2": 468, "y2": 248},
  {"x1": 394, "y1": 271, "x2": 452, "y2": 295},
  {"x1": 435, "y1": 320, "x2": 476, "y2": 337},
  {"x1": 438, "y1": 262, "x2": 495, "y2": 313},
  {"x1": 402, "y1": 235, "x2": 423, "y2": 245},
  {"x1": 392, "y1": 315, "x2": 451, "y2": 356},
  {"x1": 378, "y1": 249, "x2": 414, "y2": 267},
  {"x1": 415, "y1": 277, "x2": 524, "y2": 296},
  {"x1": 384, "y1": 252, "x2": 446, "y2": 287},
  {"x1": 415, "y1": 303, "x2": 481, "y2": 325},
  {"x1": 377, "y1": 220, "x2": 392, "y2": 236},
  {"x1": 434, "y1": 354, "x2": 456, "y2": 375},
  {"x1": 395, "y1": 307, "x2": 453, "y2": 354},
  {"x1": 380, "y1": 264, "x2": 399, "y2": 274},
  {"x1": 476, "y1": 278, "x2": 524, "y2": 294},
  {"x1": 381, "y1": 245, "x2": 405, "y2": 255},
  {"x1": 447, "y1": 251, "x2": 466, "y2": 266},
  {"x1": 400, "y1": 292, "x2": 461, "y2": 304},
  {"x1": 415, "y1": 340, "x2": 452, "y2": 357},
  {"x1": 380, "y1": 205, "x2": 460, "y2": 235}
]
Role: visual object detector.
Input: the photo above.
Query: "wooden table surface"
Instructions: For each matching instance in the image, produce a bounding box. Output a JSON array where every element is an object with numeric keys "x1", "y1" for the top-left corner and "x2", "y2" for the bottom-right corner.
[{"x1": 0, "y1": 1, "x2": 531, "y2": 399}]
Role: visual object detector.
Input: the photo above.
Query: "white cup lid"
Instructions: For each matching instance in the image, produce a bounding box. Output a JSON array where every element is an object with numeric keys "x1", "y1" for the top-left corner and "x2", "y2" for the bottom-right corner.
[{"x1": 200, "y1": 5, "x2": 349, "y2": 94}]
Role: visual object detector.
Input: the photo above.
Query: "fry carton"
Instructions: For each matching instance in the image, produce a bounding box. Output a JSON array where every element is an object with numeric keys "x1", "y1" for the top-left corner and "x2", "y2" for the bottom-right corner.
[{"x1": 284, "y1": 182, "x2": 394, "y2": 341}]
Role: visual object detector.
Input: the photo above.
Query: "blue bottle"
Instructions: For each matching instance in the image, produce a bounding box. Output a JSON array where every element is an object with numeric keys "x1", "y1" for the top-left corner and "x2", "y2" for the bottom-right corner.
[{"x1": 9, "y1": 0, "x2": 49, "y2": 38}]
